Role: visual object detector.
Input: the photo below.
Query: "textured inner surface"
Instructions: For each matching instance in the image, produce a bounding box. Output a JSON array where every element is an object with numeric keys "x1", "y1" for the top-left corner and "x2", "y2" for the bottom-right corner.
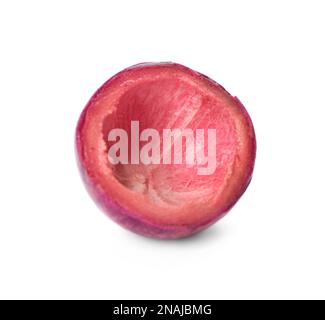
[{"x1": 103, "y1": 78, "x2": 237, "y2": 207}]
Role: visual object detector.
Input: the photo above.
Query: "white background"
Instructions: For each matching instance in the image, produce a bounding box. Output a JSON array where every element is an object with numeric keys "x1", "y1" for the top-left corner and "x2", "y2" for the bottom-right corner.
[{"x1": 0, "y1": 0, "x2": 324, "y2": 300}]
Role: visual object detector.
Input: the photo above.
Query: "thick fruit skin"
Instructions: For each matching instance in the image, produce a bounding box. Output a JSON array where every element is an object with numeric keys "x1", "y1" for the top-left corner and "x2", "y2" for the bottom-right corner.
[{"x1": 76, "y1": 62, "x2": 256, "y2": 239}]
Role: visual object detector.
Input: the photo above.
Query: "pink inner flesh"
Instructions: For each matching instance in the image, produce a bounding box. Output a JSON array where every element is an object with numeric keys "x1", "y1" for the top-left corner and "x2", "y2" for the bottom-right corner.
[{"x1": 101, "y1": 77, "x2": 237, "y2": 208}]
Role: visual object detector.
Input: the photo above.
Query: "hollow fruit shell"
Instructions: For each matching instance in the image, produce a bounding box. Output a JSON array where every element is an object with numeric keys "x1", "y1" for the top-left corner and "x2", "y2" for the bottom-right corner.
[{"x1": 76, "y1": 62, "x2": 256, "y2": 239}]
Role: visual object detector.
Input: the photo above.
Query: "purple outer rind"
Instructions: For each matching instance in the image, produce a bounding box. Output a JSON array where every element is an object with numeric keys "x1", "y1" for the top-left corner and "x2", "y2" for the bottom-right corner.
[{"x1": 75, "y1": 62, "x2": 256, "y2": 240}]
